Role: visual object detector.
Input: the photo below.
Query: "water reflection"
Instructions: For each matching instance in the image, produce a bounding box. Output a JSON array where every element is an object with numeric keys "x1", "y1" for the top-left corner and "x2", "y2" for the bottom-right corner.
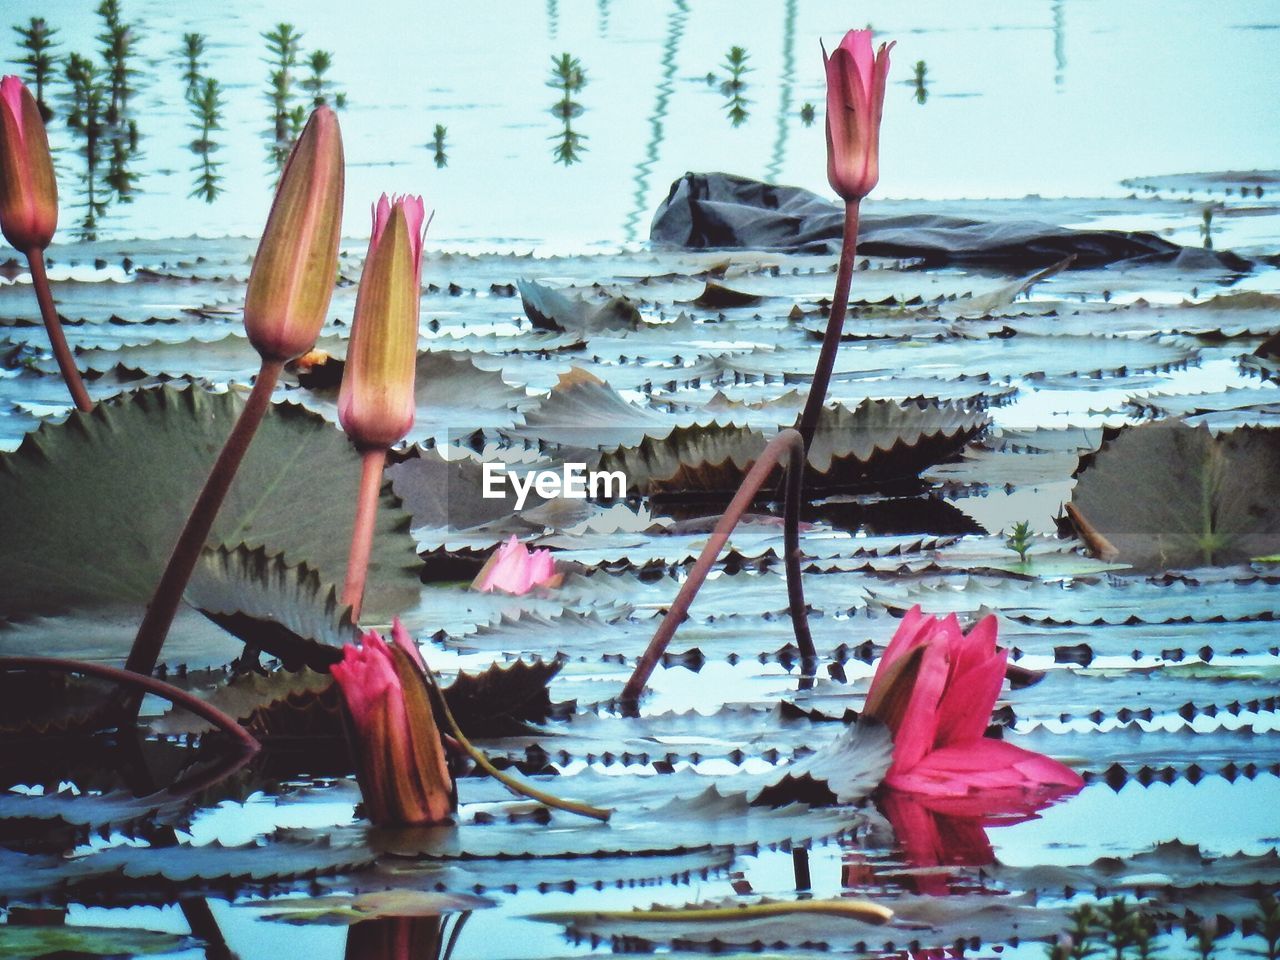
[
  {"x1": 12, "y1": 16, "x2": 59, "y2": 121},
  {"x1": 624, "y1": 0, "x2": 688, "y2": 242},
  {"x1": 344, "y1": 913, "x2": 471, "y2": 960},
  {"x1": 263, "y1": 23, "x2": 304, "y2": 171},
  {"x1": 179, "y1": 31, "x2": 224, "y2": 202},
  {"x1": 763, "y1": 0, "x2": 797, "y2": 184},
  {"x1": 6, "y1": 2, "x2": 1275, "y2": 247},
  {"x1": 188, "y1": 78, "x2": 224, "y2": 202},
  {"x1": 912, "y1": 60, "x2": 928, "y2": 105},
  {"x1": 1052, "y1": 0, "x2": 1066, "y2": 88},
  {"x1": 51, "y1": 3, "x2": 143, "y2": 240},
  {"x1": 870, "y1": 787, "x2": 1076, "y2": 896},
  {"x1": 432, "y1": 123, "x2": 448, "y2": 169},
  {"x1": 719, "y1": 45, "x2": 751, "y2": 127},
  {"x1": 62, "y1": 54, "x2": 137, "y2": 240},
  {"x1": 547, "y1": 52, "x2": 587, "y2": 166}
]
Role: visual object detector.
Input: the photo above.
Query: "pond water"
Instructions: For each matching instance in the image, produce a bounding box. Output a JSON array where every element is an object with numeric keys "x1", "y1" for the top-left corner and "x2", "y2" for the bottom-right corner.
[
  {"x1": 14, "y1": 0, "x2": 1280, "y2": 250},
  {"x1": 2, "y1": 3, "x2": 1280, "y2": 960}
]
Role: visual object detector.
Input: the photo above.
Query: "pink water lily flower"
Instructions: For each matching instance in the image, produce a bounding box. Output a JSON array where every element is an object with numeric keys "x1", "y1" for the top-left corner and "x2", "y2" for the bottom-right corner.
[
  {"x1": 823, "y1": 29, "x2": 893, "y2": 202},
  {"x1": 330, "y1": 620, "x2": 453, "y2": 826},
  {"x1": 472, "y1": 535, "x2": 560, "y2": 595},
  {"x1": 865, "y1": 606, "x2": 1084, "y2": 800}
]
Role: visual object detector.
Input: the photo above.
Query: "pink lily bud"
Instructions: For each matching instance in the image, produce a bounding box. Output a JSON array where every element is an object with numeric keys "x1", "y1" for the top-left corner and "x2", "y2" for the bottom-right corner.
[
  {"x1": 823, "y1": 30, "x2": 894, "y2": 202},
  {"x1": 338, "y1": 194, "x2": 426, "y2": 449},
  {"x1": 244, "y1": 106, "x2": 345, "y2": 362},
  {"x1": 864, "y1": 606, "x2": 1084, "y2": 799},
  {"x1": 472, "y1": 535, "x2": 561, "y2": 595},
  {"x1": 0, "y1": 76, "x2": 58, "y2": 252},
  {"x1": 330, "y1": 625, "x2": 454, "y2": 826}
]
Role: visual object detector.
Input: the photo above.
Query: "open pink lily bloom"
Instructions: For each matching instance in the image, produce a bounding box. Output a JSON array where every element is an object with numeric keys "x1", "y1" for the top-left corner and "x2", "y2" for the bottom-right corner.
[
  {"x1": 472, "y1": 535, "x2": 560, "y2": 595},
  {"x1": 823, "y1": 29, "x2": 893, "y2": 202},
  {"x1": 867, "y1": 606, "x2": 1084, "y2": 800}
]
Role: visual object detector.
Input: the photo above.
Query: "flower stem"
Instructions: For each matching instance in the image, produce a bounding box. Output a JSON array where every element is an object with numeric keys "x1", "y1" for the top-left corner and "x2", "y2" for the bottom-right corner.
[
  {"x1": 425, "y1": 661, "x2": 612, "y2": 822},
  {"x1": 342, "y1": 446, "x2": 387, "y2": 622},
  {"x1": 621, "y1": 429, "x2": 813, "y2": 706},
  {"x1": 26, "y1": 248, "x2": 92, "y2": 412},
  {"x1": 796, "y1": 199, "x2": 860, "y2": 450},
  {"x1": 124, "y1": 360, "x2": 284, "y2": 693},
  {"x1": 0, "y1": 656, "x2": 260, "y2": 756}
]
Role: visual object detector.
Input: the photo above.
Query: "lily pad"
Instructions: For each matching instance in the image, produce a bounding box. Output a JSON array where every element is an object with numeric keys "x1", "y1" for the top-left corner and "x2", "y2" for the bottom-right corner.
[
  {"x1": 518, "y1": 278, "x2": 644, "y2": 333},
  {"x1": 1069, "y1": 420, "x2": 1280, "y2": 568},
  {"x1": 0, "y1": 386, "x2": 421, "y2": 650},
  {"x1": 0, "y1": 925, "x2": 193, "y2": 959}
]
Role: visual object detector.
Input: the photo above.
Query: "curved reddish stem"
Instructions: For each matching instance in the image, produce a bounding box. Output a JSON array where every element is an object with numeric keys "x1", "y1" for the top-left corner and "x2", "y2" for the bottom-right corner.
[
  {"x1": 125, "y1": 359, "x2": 284, "y2": 695},
  {"x1": 26, "y1": 249, "x2": 92, "y2": 412},
  {"x1": 796, "y1": 199, "x2": 860, "y2": 449},
  {"x1": 342, "y1": 447, "x2": 388, "y2": 622},
  {"x1": 621, "y1": 429, "x2": 813, "y2": 705},
  {"x1": 0, "y1": 656, "x2": 260, "y2": 756}
]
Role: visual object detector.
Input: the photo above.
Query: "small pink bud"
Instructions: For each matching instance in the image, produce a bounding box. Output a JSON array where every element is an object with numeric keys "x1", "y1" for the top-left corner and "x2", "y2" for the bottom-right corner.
[
  {"x1": 823, "y1": 30, "x2": 894, "y2": 202},
  {"x1": 0, "y1": 76, "x2": 58, "y2": 252}
]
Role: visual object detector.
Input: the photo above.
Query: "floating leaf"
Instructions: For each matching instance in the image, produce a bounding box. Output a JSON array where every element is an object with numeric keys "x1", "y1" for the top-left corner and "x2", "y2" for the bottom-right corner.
[
  {"x1": 364, "y1": 787, "x2": 860, "y2": 860},
  {"x1": 1070, "y1": 420, "x2": 1280, "y2": 568},
  {"x1": 243, "y1": 888, "x2": 493, "y2": 924},
  {"x1": 0, "y1": 387, "x2": 421, "y2": 644},
  {"x1": 187, "y1": 545, "x2": 357, "y2": 668},
  {"x1": 0, "y1": 925, "x2": 192, "y2": 959},
  {"x1": 442, "y1": 657, "x2": 565, "y2": 736},
  {"x1": 518, "y1": 278, "x2": 643, "y2": 333},
  {"x1": 754, "y1": 719, "x2": 893, "y2": 806},
  {"x1": 296, "y1": 351, "x2": 527, "y2": 444}
]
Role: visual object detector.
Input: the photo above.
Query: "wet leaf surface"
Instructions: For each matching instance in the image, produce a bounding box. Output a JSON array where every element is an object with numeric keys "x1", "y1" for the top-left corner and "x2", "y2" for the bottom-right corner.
[{"x1": 1070, "y1": 421, "x2": 1280, "y2": 569}]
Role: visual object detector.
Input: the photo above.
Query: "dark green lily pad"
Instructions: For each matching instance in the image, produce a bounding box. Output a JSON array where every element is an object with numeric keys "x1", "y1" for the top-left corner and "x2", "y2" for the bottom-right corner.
[
  {"x1": 0, "y1": 386, "x2": 421, "y2": 650},
  {"x1": 1070, "y1": 420, "x2": 1280, "y2": 569}
]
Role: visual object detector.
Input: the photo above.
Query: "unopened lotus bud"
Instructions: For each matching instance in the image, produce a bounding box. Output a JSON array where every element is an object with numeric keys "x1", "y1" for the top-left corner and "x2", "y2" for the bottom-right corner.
[
  {"x1": 338, "y1": 193, "x2": 425, "y2": 449},
  {"x1": 243, "y1": 106, "x2": 345, "y2": 362},
  {"x1": 0, "y1": 76, "x2": 58, "y2": 252}
]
